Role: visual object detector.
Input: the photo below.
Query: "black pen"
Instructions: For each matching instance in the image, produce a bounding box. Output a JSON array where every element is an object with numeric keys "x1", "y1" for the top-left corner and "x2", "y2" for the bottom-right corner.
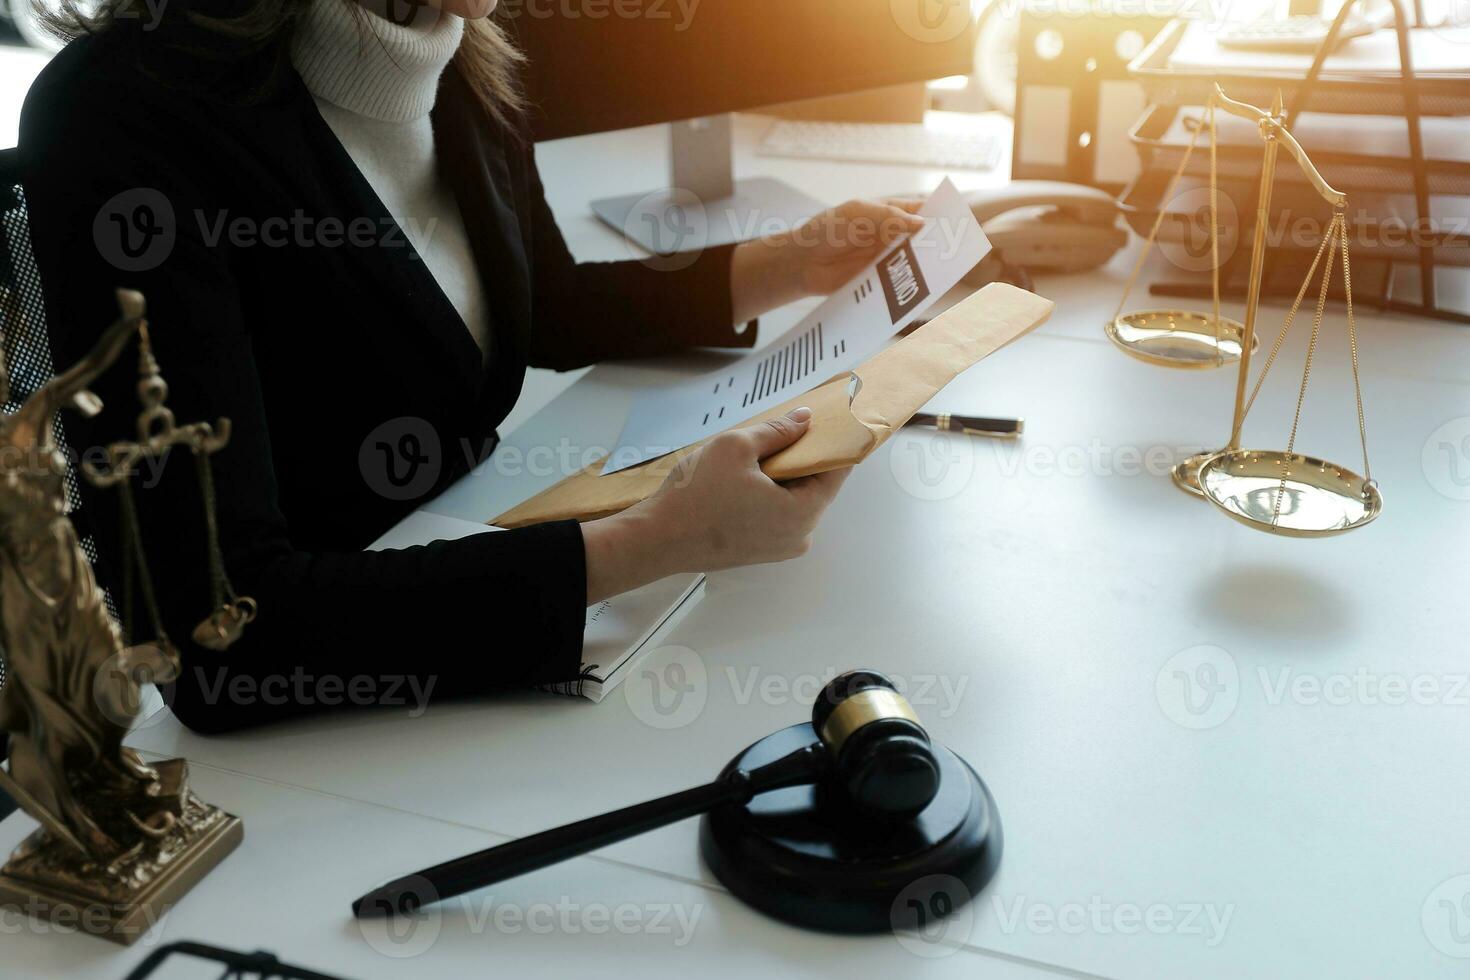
[{"x1": 905, "y1": 412, "x2": 1023, "y2": 439}]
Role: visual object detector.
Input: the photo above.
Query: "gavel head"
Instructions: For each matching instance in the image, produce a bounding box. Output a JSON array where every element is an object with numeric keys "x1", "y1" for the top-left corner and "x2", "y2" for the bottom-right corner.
[{"x1": 811, "y1": 670, "x2": 940, "y2": 818}]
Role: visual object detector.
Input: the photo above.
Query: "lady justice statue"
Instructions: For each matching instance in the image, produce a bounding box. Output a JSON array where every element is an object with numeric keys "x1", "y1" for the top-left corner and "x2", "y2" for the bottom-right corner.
[{"x1": 0, "y1": 289, "x2": 249, "y2": 944}]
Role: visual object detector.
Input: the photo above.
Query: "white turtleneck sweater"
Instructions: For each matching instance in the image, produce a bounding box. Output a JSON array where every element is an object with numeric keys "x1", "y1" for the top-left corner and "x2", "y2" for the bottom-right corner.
[{"x1": 290, "y1": 1, "x2": 490, "y2": 358}]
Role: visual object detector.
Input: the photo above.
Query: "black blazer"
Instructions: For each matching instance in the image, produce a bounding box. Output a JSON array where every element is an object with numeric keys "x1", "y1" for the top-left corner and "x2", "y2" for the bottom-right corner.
[{"x1": 18, "y1": 26, "x2": 754, "y2": 732}]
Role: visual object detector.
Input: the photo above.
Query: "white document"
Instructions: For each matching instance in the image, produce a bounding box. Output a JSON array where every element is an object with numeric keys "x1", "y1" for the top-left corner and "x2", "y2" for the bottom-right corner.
[
  {"x1": 367, "y1": 510, "x2": 704, "y2": 703},
  {"x1": 602, "y1": 178, "x2": 992, "y2": 474},
  {"x1": 545, "y1": 577, "x2": 705, "y2": 703},
  {"x1": 366, "y1": 510, "x2": 501, "y2": 550}
]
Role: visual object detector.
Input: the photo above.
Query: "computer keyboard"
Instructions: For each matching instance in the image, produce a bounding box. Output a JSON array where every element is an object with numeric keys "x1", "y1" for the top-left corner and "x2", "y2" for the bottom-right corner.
[
  {"x1": 1215, "y1": 11, "x2": 1389, "y2": 52},
  {"x1": 757, "y1": 120, "x2": 1001, "y2": 171}
]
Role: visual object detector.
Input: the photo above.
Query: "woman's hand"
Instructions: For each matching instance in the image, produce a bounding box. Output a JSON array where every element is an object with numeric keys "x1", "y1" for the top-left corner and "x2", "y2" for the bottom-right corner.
[
  {"x1": 582, "y1": 408, "x2": 851, "y2": 603},
  {"x1": 729, "y1": 198, "x2": 926, "y2": 324}
]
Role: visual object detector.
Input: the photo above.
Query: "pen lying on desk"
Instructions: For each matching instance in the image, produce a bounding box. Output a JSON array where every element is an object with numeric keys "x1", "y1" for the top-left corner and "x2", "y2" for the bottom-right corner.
[{"x1": 905, "y1": 412, "x2": 1024, "y2": 439}]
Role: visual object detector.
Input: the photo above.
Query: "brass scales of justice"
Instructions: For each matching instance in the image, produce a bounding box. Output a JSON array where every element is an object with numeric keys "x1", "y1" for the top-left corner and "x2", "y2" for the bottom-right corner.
[{"x1": 1105, "y1": 84, "x2": 1382, "y2": 537}]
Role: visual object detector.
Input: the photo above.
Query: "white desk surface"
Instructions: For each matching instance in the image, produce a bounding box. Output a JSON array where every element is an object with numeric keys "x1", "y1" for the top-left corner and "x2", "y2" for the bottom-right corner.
[
  {"x1": 6, "y1": 113, "x2": 1470, "y2": 979},
  {"x1": 0, "y1": 765, "x2": 1054, "y2": 979}
]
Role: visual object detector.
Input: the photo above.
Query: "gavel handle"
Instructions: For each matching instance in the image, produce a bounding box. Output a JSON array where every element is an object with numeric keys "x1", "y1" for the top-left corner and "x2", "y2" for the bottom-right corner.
[{"x1": 353, "y1": 743, "x2": 826, "y2": 918}]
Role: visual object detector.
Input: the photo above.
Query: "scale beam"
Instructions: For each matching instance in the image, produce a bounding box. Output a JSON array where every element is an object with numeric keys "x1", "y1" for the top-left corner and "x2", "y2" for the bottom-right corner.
[{"x1": 1212, "y1": 84, "x2": 1345, "y2": 208}]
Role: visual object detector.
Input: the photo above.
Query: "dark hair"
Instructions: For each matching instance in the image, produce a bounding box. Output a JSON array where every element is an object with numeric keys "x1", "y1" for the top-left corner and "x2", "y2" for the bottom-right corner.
[{"x1": 38, "y1": 0, "x2": 525, "y2": 128}]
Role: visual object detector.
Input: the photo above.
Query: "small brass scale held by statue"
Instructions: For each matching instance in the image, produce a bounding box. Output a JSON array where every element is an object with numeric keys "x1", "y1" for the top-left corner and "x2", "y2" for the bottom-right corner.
[
  {"x1": 1108, "y1": 85, "x2": 1381, "y2": 537},
  {"x1": 0, "y1": 290, "x2": 255, "y2": 944}
]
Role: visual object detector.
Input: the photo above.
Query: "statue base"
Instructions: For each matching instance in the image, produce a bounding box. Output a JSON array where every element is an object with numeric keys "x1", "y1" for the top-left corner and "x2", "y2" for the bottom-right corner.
[{"x1": 0, "y1": 758, "x2": 243, "y2": 945}]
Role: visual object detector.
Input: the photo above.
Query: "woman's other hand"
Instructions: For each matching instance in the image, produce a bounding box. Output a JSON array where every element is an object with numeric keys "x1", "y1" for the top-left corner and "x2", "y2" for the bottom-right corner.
[
  {"x1": 582, "y1": 407, "x2": 851, "y2": 602},
  {"x1": 730, "y1": 198, "x2": 926, "y2": 323}
]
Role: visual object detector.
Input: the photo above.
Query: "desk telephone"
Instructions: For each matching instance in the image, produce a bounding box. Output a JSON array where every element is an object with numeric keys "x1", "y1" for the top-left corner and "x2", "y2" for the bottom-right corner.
[{"x1": 959, "y1": 180, "x2": 1126, "y2": 278}]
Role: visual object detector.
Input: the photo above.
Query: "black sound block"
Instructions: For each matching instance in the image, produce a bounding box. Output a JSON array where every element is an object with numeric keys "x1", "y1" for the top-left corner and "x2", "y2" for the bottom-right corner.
[{"x1": 700, "y1": 723, "x2": 1002, "y2": 933}]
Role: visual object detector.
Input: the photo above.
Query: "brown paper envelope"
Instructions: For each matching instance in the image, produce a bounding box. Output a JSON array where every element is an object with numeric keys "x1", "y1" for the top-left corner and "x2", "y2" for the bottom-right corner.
[{"x1": 492, "y1": 282, "x2": 1054, "y2": 528}]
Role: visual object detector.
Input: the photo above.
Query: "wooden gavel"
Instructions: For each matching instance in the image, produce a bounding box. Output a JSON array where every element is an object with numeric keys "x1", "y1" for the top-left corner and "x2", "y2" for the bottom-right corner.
[{"x1": 353, "y1": 670, "x2": 940, "y2": 918}]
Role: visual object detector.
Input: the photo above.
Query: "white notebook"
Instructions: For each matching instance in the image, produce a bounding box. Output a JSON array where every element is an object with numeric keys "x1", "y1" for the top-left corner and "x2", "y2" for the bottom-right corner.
[{"x1": 368, "y1": 510, "x2": 705, "y2": 703}]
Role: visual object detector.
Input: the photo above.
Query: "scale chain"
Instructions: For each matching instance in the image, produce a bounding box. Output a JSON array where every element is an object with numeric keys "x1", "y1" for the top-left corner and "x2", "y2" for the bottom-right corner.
[
  {"x1": 1110, "y1": 97, "x2": 1216, "y2": 326},
  {"x1": 1209, "y1": 100, "x2": 1222, "y2": 363},
  {"x1": 1241, "y1": 212, "x2": 1338, "y2": 422},
  {"x1": 117, "y1": 477, "x2": 170, "y2": 653},
  {"x1": 1339, "y1": 215, "x2": 1373, "y2": 491},
  {"x1": 195, "y1": 450, "x2": 239, "y2": 611},
  {"x1": 1272, "y1": 212, "x2": 1342, "y2": 524}
]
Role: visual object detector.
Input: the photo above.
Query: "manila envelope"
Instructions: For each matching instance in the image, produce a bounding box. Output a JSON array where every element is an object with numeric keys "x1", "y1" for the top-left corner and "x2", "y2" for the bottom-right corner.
[{"x1": 492, "y1": 282, "x2": 1054, "y2": 528}]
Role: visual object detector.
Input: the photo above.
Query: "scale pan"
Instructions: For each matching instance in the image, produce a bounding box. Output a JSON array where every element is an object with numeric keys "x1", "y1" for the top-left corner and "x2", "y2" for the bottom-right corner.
[
  {"x1": 1198, "y1": 449, "x2": 1382, "y2": 537},
  {"x1": 1106, "y1": 310, "x2": 1257, "y2": 369},
  {"x1": 1171, "y1": 450, "x2": 1217, "y2": 497}
]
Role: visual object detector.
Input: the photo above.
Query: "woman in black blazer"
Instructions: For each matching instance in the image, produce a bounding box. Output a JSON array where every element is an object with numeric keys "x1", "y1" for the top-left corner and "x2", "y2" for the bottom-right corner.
[{"x1": 17, "y1": 0, "x2": 924, "y2": 731}]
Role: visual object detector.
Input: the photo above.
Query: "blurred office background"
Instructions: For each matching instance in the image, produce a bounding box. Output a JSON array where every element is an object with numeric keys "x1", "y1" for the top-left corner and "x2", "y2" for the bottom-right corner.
[{"x1": 4, "y1": 0, "x2": 1464, "y2": 172}]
